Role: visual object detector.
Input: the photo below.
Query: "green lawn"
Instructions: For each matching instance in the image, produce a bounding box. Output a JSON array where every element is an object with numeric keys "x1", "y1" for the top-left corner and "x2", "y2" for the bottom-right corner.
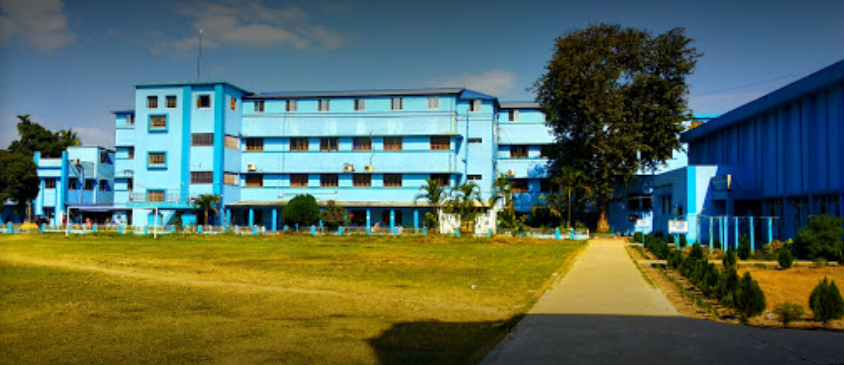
[{"x1": 0, "y1": 233, "x2": 583, "y2": 365}]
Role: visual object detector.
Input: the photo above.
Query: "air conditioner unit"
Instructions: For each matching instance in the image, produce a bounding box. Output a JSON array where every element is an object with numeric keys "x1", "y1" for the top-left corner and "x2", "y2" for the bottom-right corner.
[
  {"x1": 506, "y1": 170, "x2": 515, "y2": 177},
  {"x1": 364, "y1": 165, "x2": 374, "y2": 173},
  {"x1": 72, "y1": 158, "x2": 82, "y2": 166},
  {"x1": 343, "y1": 164, "x2": 354, "y2": 172},
  {"x1": 247, "y1": 164, "x2": 257, "y2": 171}
]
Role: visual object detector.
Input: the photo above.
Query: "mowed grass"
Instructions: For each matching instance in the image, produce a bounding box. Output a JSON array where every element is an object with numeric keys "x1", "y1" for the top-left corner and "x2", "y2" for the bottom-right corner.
[{"x1": 0, "y1": 233, "x2": 584, "y2": 365}]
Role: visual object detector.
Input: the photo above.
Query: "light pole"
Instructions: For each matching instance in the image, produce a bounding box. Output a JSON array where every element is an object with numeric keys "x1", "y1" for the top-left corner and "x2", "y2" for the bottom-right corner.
[{"x1": 197, "y1": 29, "x2": 203, "y2": 81}]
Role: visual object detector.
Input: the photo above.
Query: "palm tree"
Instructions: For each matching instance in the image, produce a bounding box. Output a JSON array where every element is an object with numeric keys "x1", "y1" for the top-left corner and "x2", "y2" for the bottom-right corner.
[
  {"x1": 415, "y1": 178, "x2": 446, "y2": 228},
  {"x1": 446, "y1": 182, "x2": 484, "y2": 232},
  {"x1": 489, "y1": 174, "x2": 517, "y2": 229},
  {"x1": 531, "y1": 191, "x2": 565, "y2": 224},
  {"x1": 190, "y1": 194, "x2": 221, "y2": 226}
]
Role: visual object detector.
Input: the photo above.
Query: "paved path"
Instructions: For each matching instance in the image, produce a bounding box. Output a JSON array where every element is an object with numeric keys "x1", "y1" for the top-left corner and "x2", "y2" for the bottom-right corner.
[{"x1": 481, "y1": 238, "x2": 844, "y2": 365}]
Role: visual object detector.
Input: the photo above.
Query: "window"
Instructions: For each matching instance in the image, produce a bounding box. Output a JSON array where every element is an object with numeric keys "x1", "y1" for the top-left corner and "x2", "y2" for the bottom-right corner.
[
  {"x1": 191, "y1": 171, "x2": 213, "y2": 184},
  {"x1": 224, "y1": 173, "x2": 237, "y2": 186},
  {"x1": 391, "y1": 97, "x2": 403, "y2": 110},
  {"x1": 318, "y1": 99, "x2": 330, "y2": 112},
  {"x1": 430, "y1": 136, "x2": 449, "y2": 150},
  {"x1": 197, "y1": 95, "x2": 211, "y2": 108},
  {"x1": 290, "y1": 138, "x2": 309, "y2": 151},
  {"x1": 126, "y1": 114, "x2": 134, "y2": 125},
  {"x1": 45, "y1": 178, "x2": 57, "y2": 189},
  {"x1": 286, "y1": 100, "x2": 297, "y2": 112},
  {"x1": 99, "y1": 180, "x2": 108, "y2": 192},
  {"x1": 512, "y1": 180, "x2": 528, "y2": 193},
  {"x1": 68, "y1": 178, "x2": 77, "y2": 190},
  {"x1": 384, "y1": 174, "x2": 402, "y2": 187},
  {"x1": 320, "y1": 137, "x2": 338, "y2": 151},
  {"x1": 320, "y1": 174, "x2": 338, "y2": 187},
  {"x1": 510, "y1": 146, "x2": 528, "y2": 158},
  {"x1": 468, "y1": 138, "x2": 482, "y2": 144},
  {"x1": 149, "y1": 115, "x2": 167, "y2": 130},
  {"x1": 246, "y1": 174, "x2": 263, "y2": 187},
  {"x1": 128, "y1": 147, "x2": 134, "y2": 159},
  {"x1": 354, "y1": 137, "x2": 372, "y2": 151},
  {"x1": 148, "y1": 152, "x2": 166, "y2": 167},
  {"x1": 246, "y1": 138, "x2": 264, "y2": 151},
  {"x1": 290, "y1": 174, "x2": 308, "y2": 187},
  {"x1": 127, "y1": 178, "x2": 133, "y2": 191},
  {"x1": 254, "y1": 100, "x2": 265, "y2": 113},
  {"x1": 166, "y1": 95, "x2": 177, "y2": 108},
  {"x1": 147, "y1": 190, "x2": 165, "y2": 202},
  {"x1": 628, "y1": 195, "x2": 653, "y2": 211},
  {"x1": 384, "y1": 137, "x2": 402, "y2": 151},
  {"x1": 230, "y1": 97, "x2": 236, "y2": 110},
  {"x1": 430, "y1": 174, "x2": 449, "y2": 187},
  {"x1": 427, "y1": 96, "x2": 439, "y2": 109},
  {"x1": 147, "y1": 96, "x2": 158, "y2": 108},
  {"x1": 192, "y1": 133, "x2": 214, "y2": 147},
  {"x1": 100, "y1": 150, "x2": 108, "y2": 164},
  {"x1": 353, "y1": 174, "x2": 371, "y2": 187},
  {"x1": 225, "y1": 135, "x2": 239, "y2": 149},
  {"x1": 470, "y1": 99, "x2": 481, "y2": 112},
  {"x1": 508, "y1": 110, "x2": 519, "y2": 122},
  {"x1": 467, "y1": 175, "x2": 482, "y2": 182},
  {"x1": 355, "y1": 99, "x2": 365, "y2": 111}
]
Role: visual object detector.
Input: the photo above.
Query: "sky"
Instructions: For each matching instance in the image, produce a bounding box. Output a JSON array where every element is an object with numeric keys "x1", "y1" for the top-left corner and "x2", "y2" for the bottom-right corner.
[{"x1": 1, "y1": 0, "x2": 843, "y2": 148}]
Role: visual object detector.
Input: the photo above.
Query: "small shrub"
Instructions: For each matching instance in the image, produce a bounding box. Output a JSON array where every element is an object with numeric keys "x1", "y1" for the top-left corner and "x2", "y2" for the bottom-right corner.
[
  {"x1": 679, "y1": 235, "x2": 687, "y2": 248},
  {"x1": 737, "y1": 234, "x2": 751, "y2": 260},
  {"x1": 722, "y1": 248, "x2": 737, "y2": 269},
  {"x1": 319, "y1": 201, "x2": 348, "y2": 230},
  {"x1": 717, "y1": 267, "x2": 740, "y2": 309},
  {"x1": 734, "y1": 272, "x2": 766, "y2": 324},
  {"x1": 794, "y1": 214, "x2": 844, "y2": 261},
  {"x1": 812, "y1": 258, "x2": 828, "y2": 269},
  {"x1": 633, "y1": 231, "x2": 644, "y2": 243},
  {"x1": 689, "y1": 243, "x2": 705, "y2": 261},
  {"x1": 770, "y1": 239, "x2": 784, "y2": 253},
  {"x1": 773, "y1": 303, "x2": 804, "y2": 327},
  {"x1": 778, "y1": 248, "x2": 795, "y2": 269},
  {"x1": 809, "y1": 278, "x2": 844, "y2": 326}
]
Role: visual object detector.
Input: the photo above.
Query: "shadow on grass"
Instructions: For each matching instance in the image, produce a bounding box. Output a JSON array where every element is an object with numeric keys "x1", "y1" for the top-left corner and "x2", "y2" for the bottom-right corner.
[{"x1": 369, "y1": 314, "x2": 844, "y2": 365}]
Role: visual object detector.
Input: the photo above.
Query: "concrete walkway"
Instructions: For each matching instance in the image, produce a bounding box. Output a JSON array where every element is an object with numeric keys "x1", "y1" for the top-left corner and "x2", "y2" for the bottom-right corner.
[{"x1": 481, "y1": 238, "x2": 844, "y2": 365}]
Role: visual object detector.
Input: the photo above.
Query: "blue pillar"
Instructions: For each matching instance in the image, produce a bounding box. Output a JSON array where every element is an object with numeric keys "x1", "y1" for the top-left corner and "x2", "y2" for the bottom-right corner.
[
  {"x1": 319, "y1": 219, "x2": 323, "y2": 228},
  {"x1": 271, "y1": 209, "x2": 277, "y2": 232},
  {"x1": 749, "y1": 216, "x2": 755, "y2": 254},
  {"x1": 455, "y1": 228, "x2": 460, "y2": 238},
  {"x1": 366, "y1": 209, "x2": 371, "y2": 235},
  {"x1": 390, "y1": 210, "x2": 395, "y2": 230},
  {"x1": 413, "y1": 210, "x2": 419, "y2": 229},
  {"x1": 338, "y1": 226, "x2": 343, "y2": 235},
  {"x1": 93, "y1": 224, "x2": 98, "y2": 232},
  {"x1": 118, "y1": 225, "x2": 123, "y2": 234},
  {"x1": 488, "y1": 229, "x2": 492, "y2": 238},
  {"x1": 423, "y1": 227, "x2": 427, "y2": 235},
  {"x1": 170, "y1": 226, "x2": 175, "y2": 233},
  {"x1": 253, "y1": 225, "x2": 258, "y2": 235},
  {"x1": 767, "y1": 217, "x2": 773, "y2": 244},
  {"x1": 8, "y1": 223, "x2": 13, "y2": 233},
  {"x1": 708, "y1": 217, "x2": 713, "y2": 248},
  {"x1": 198, "y1": 225, "x2": 203, "y2": 233},
  {"x1": 144, "y1": 226, "x2": 148, "y2": 235},
  {"x1": 555, "y1": 228, "x2": 560, "y2": 240},
  {"x1": 248, "y1": 209, "x2": 254, "y2": 227},
  {"x1": 734, "y1": 217, "x2": 739, "y2": 251},
  {"x1": 311, "y1": 226, "x2": 315, "y2": 235},
  {"x1": 226, "y1": 209, "x2": 231, "y2": 227}
]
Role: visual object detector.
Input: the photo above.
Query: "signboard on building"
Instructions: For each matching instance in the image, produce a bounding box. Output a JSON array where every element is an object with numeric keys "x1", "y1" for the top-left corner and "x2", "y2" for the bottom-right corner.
[
  {"x1": 635, "y1": 219, "x2": 649, "y2": 228},
  {"x1": 711, "y1": 175, "x2": 732, "y2": 191},
  {"x1": 668, "y1": 220, "x2": 688, "y2": 234}
]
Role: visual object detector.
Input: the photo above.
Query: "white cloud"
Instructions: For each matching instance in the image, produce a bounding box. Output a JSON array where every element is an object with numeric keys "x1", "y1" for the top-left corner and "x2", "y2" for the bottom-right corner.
[
  {"x1": 73, "y1": 126, "x2": 113, "y2": 148},
  {"x1": 152, "y1": 0, "x2": 345, "y2": 55},
  {"x1": 0, "y1": 0, "x2": 73, "y2": 51},
  {"x1": 429, "y1": 69, "x2": 517, "y2": 96}
]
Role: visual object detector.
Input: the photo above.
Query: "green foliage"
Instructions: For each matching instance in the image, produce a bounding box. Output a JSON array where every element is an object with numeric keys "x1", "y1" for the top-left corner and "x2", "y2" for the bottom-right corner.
[
  {"x1": 722, "y1": 248, "x2": 737, "y2": 269},
  {"x1": 734, "y1": 272, "x2": 766, "y2": 324},
  {"x1": 777, "y1": 248, "x2": 795, "y2": 270},
  {"x1": 795, "y1": 214, "x2": 844, "y2": 261},
  {"x1": 737, "y1": 234, "x2": 751, "y2": 260},
  {"x1": 643, "y1": 234, "x2": 671, "y2": 260},
  {"x1": 319, "y1": 201, "x2": 348, "y2": 229},
  {"x1": 416, "y1": 178, "x2": 447, "y2": 229},
  {"x1": 0, "y1": 150, "x2": 40, "y2": 209},
  {"x1": 282, "y1": 194, "x2": 320, "y2": 228},
  {"x1": 712, "y1": 237, "x2": 722, "y2": 250},
  {"x1": 813, "y1": 258, "x2": 828, "y2": 269},
  {"x1": 809, "y1": 278, "x2": 844, "y2": 326},
  {"x1": 7, "y1": 114, "x2": 81, "y2": 158},
  {"x1": 773, "y1": 303, "x2": 804, "y2": 327},
  {"x1": 189, "y1": 194, "x2": 220, "y2": 226},
  {"x1": 444, "y1": 182, "x2": 483, "y2": 224},
  {"x1": 689, "y1": 243, "x2": 705, "y2": 261},
  {"x1": 535, "y1": 24, "x2": 700, "y2": 231},
  {"x1": 679, "y1": 235, "x2": 687, "y2": 248},
  {"x1": 633, "y1": 232, "x2": 644, "y2": 243},
  {"x1": 716, "y1": 267, "x2": 741, "y2": 309}
]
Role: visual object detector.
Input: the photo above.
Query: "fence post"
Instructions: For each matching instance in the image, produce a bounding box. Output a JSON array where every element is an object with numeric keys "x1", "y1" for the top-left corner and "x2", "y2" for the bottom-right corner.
[
  {"x1": 253, "y1": 226, "x2": 258, "y2": 235},
  {"x1": 338, "y1": 227, "x2": 343, "y2": 235},
  {"x1": 733, "y1": 217, "x2": 739, "y2": 251},
  {"x1": 170, "y1": 226, "x2": 175, "y2": 233},
  {"x1": 118, "y1": 225, "x2": 123, "y2": 234},
  {"x1": 489, "y1": 229, "x2": 493, "y2": 238},
  {"x1": 455, "y1": 228, "x2": 460, "y2": 238},
  {"x1": 144, "y1": 226, "x2": 148, "y2": 235},
  {"x1": 749, "y1": 216, "x2": 755, "y2": 254},
  {"x1": 422, "y1": 227, "x2": 427, "y2": 235},
  {"x1": 198, "y1": 225, "x2": 203, "y2": 233},
  {"x1": 555, "y1": 228, "x2": 560, "y2": 240},
  {"x1": 311, "y1": 226, "x2": 316, "y2": 235},
  {"x1": 93, "y1": 224, "x2": 98, "y2": 233},
  {"x1": 767, "y1": 218, "x2": 773, "y2": 245},
  {"x1": 40, "y1": 224, "x2": 45, "y2": 234}
]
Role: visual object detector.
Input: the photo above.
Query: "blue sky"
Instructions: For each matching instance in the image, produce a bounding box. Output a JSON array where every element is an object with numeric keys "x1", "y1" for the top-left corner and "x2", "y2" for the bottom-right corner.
[{"x1": 1, "y1": 0, "x2": 843, "y2": 148}]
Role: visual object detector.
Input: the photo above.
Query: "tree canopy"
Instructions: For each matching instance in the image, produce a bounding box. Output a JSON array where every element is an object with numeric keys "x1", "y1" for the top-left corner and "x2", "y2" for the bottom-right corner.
[
  {"x1": 8, "y1": 114, "x2": 81, "y2": 158},
  {"x1": 0, "y1": 150, "x2": 40, "y2": 209},
  {"x1": 535, "y1": 24, "x2": 700, "y2": 232}
]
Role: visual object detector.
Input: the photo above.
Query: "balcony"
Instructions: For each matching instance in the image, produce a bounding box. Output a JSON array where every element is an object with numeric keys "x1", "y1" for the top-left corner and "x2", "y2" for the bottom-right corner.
[{"x1": 127, "y1": 190, "x2": 191, "y2": 209}]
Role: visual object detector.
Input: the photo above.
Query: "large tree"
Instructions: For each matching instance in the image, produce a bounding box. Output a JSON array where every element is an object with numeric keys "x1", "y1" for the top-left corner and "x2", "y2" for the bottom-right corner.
[
  {"x1": 535, "y1": 24, "x2": 700, "y2": 232},
  {"x1": 0, "y1": 150, "x2": 40, "y2": 211},
  {"x1": 8, "y1": 114, "x2": 81, "y2": 158}
]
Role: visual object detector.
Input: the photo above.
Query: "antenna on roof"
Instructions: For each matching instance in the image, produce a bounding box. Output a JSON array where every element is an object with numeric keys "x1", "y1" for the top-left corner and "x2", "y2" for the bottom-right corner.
[{"x1": 197, "y1": 29, "x2": 203, "y2": 81}]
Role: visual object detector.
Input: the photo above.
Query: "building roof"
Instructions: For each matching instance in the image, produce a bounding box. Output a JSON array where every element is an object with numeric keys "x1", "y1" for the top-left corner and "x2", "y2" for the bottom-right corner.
[
  {"x1": 134, "y1": 81, "x2": 252, "y2": 95},
  {"x1": 500, "y1": 102, "x2": 540, "y2": 109},
  {"x1": 682, "y1": 58, "x2": 844, "y2": 142},
  {"x1": 244, "y1": 87, "x2": 467, "y2": 99},
  {"x1": 111, "y1": 110, "x2": 135, "y2": 115}
]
